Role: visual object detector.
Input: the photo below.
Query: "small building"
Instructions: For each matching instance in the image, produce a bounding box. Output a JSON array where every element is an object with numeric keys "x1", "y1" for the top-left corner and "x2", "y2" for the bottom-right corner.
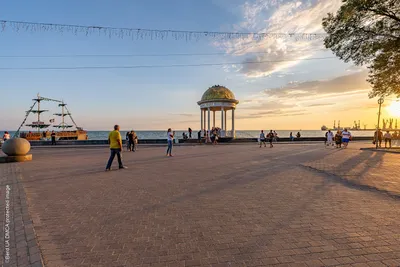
[{"x1": 197, "y1": 85, "x2": 239, "y2": 138}]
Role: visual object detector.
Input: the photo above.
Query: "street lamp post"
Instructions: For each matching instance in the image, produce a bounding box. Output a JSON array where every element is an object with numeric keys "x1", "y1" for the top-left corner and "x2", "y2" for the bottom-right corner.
[{"x1": 376, "y1": 97, "x2": 384, "y2": 149}]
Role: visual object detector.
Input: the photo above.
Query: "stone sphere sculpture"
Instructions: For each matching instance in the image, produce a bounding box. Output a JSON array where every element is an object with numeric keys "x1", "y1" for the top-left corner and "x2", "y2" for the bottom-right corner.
[{"x1": 2, "y1": 138, "x2": 31, "y2": 156}]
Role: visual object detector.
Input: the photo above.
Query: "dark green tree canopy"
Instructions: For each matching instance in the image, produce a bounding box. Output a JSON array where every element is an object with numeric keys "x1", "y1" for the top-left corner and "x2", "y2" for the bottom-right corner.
[{"x1": 322, "y1": 0, "x2": 400, "y2": 98}]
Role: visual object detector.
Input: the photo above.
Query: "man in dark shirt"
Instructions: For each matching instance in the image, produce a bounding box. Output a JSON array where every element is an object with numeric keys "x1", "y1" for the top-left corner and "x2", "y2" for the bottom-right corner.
[
  {"x1": 128, "y1": 131, "x2": 134, "y2": 151},
  {"x1": 51, "y1": 131, "x2": 56, "y2": 145},
  {"x1": 188, "y1": 128, "x2": 192, "y2": 139},
  {"x1": 198, "y1": 130, "x2": 201, "y2": 143},
  {"x1": 374, "y1": 129, "x2": 383, "y2": 147},
  {"x1": 267, "y1": 130, "x2": 274, "y2": 148}
]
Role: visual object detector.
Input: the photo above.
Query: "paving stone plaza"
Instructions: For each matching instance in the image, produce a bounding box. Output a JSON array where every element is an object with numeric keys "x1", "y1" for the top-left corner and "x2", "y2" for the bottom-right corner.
[{"x1": 1, "y1": 142, "x2": 400, "y2": 267}]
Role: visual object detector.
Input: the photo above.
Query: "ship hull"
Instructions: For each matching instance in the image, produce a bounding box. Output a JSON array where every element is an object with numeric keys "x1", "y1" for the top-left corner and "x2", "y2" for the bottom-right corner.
[{"x1": 20, "y1": 130, "x2": 88, "y2": 141}]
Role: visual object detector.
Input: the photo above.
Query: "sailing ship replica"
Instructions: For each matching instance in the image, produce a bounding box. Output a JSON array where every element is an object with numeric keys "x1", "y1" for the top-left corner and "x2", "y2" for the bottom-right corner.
[{"x1": 15, "y1": 94, "x2": 88, "y2": 141}]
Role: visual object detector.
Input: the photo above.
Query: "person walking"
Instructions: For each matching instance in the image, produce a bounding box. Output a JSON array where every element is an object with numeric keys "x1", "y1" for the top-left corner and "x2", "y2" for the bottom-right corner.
[
  {"x1": 374, "y1": 129, "x2": 383, "y2": 147},
  {"x1": 166, "y1": 128, "x2": 175, "y2": 157},
  {"x1": 326, "y1": 130, "x2": 334, "y2": 147},
  {"x1": 132, "y1": 131, "x2": 138, "y2": 152},
  {"x1": 51, "y1": 130, "x2": 56, "y2": 145},
  {"x1": 267, "y1": 130, "x2": 274, "y2": 148},
  {"x1": 212, "y1": 128, "x2": 218, "y2": 145},
  {"x1": 341, "y1": 128, "x2": 352, "y2": 148},
  {"x1": 273, "y1": 131, "x2": 278, "y2": 142},
  {"x1": 384, "y1": 131, "x2": 392, "y2": 148},
  {"x1": 197, "y1": 130, "x2": 202, "y2": 144},
  {"x1": 324, "y1": 131, "x2": 328, "y2": 145},
  {"x1": 259, "y1": 130, "x2": 266, "y2": 148},
  {"x1": 105, "y1": 125, "x2": 127, "y2": 171},
  {"x1": 126, "y1": 131, "x2": 130, "y2": 151},
  {"x1": 335, "y1": 130, "x2": 342, "y2": 148},
  {"x1": 128, "y1": 130, "x2": 134, "y2": 151},
  {"x1": 210, "y1": 127, "x2": 215, "y2": 144},
  {"x1": 188, "y1": 128, "x2": 192, "y2": 139}
]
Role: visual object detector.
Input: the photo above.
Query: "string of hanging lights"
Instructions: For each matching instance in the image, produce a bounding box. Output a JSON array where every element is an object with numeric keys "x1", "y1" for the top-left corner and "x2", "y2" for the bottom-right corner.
[{"x1": 0, "y1": 19, "x2": 327, "y2": 42}]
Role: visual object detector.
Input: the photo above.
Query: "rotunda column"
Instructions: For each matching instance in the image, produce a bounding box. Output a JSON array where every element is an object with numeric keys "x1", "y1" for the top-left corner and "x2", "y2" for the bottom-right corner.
[
  {"x1": 213, "y1": 111, "x2": 216, "y2": 127},
  {"x1": 203, "y1": 109, "x2": 206, "y2": 131},
  {"x1": 224, "y1": 110, "x2": 227, "y2": 134},
  {"x1": 232, "y1": 108, "x2": 235, "y2": 138},
  {"x1": 221, "y1": 107, "x2": 224, "y2": 136},
  {"x1": 207, "y1": 108, "x2": 211, "y2": 132},
  {"x1": 200, "y1": 108, "x2": 203, "y2": 133}
]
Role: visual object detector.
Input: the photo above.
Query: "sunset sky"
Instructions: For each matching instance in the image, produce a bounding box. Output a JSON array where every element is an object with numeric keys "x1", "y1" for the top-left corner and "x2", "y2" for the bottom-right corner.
[{"x1": 1, "y1": 0, "x2": 398, "y2": 130}]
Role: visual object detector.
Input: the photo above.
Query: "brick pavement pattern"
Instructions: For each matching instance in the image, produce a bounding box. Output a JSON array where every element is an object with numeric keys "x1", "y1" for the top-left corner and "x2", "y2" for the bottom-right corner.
[
  {"x1": 303, "y1": 144, "x2": 400, "y2": 195},
  {"x1": 0, "y1": 161, "x2": 43, "y2": 267},
  {"x1": 1, "y1": 143, "x2": 400, "y2": 266}
]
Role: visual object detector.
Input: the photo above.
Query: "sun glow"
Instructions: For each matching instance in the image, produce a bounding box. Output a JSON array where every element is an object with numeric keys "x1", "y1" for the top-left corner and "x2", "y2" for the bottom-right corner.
[{"x1": 387, "y1": 101, "x2": 400, "y2": 117}]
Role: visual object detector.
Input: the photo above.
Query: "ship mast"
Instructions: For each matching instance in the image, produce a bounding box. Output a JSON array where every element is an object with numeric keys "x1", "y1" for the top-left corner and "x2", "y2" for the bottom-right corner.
[
  {"x1": 16, "y1": 95, "x2": 83, "y2": 137},
  {"x1": 25, "y1": 93, "x2": 51, "y2": 132},
  {"x1": 37, "y1": 93, "x2": 40, "y2": 132},
  {"x1": 53, "y1": 100, "x2": 77, "y2": 130},
  {"x1": 62, "y1": 101, "x2": 65, "y2": 129},
  {"x1": 54, "y1": 102, "x2": 73, "y2": 130}
]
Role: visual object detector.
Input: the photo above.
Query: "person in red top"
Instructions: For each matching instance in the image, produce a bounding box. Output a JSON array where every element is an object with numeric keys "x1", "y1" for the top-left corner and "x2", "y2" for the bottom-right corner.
[{"x1": 3, "y1": 131, "x2": 10, "y2": 141}]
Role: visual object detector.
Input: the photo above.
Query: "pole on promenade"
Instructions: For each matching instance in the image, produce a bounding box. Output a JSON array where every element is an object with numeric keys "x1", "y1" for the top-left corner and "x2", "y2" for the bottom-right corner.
[{"x1": 376, "y1": 97, "x2": 384, "y2": 149}]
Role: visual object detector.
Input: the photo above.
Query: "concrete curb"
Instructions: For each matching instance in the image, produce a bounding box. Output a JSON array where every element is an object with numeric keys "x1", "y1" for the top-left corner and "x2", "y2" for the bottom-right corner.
[
  {"x1": 360, "y1": 147, "x2": 400, "y2": 154},
  {"x1": 28, "y1": 141, "x2": 375, "y2": 149}
]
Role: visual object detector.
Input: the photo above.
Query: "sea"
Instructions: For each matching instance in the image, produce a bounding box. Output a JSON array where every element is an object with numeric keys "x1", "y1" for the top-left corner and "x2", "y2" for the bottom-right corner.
[{"x1": 3, "y1": 130, "x2": 376, "y2": 140}]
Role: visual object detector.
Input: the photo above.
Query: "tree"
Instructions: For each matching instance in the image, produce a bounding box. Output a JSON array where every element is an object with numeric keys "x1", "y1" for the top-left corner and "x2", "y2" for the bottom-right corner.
[{"x1": 322, "y1": 0, "x2": 400, "y2": 98}]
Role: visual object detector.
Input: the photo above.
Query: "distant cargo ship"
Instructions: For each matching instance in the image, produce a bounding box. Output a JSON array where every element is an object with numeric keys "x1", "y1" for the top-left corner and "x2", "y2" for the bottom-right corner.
[
  {"x1": 321, "y1": 120, "x2": 398, "y2": 131},
  {"x1": 15, "y1": 94, "x2": 88, "y2": 141},
  {"x1": 321, "y1": 120, "x2": 343, "y2": 131}
]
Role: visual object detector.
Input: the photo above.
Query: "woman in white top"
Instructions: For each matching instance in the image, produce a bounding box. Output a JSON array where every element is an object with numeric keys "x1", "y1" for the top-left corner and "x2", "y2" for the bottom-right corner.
[
  {"x1": 166, "y1": 128, "x2": 175, "y2": 157},
  {"x1": 341, "y1": 129, "x2": 352, "y2": 148}
]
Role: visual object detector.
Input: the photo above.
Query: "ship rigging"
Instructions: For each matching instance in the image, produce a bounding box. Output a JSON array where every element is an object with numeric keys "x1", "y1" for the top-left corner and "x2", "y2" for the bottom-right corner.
[{"x1": 14, "y1": 94, "x2": 87, "y2": 140}]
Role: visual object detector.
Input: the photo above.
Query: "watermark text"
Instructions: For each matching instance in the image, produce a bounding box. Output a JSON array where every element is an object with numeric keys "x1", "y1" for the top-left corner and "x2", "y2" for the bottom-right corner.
[{"x1": 4, "y1": 185, "x2": 11, "y2": 264}]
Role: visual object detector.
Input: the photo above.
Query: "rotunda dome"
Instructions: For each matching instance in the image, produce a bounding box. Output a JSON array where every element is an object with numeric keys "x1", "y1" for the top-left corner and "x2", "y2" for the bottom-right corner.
[{"x1": 201, "y1": 85, "x2": 236, "y2": 102}]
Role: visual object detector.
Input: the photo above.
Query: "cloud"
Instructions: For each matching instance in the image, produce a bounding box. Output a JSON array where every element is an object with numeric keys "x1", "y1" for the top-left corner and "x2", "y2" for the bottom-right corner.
[
  {"x1": 306, "y1": 103, "x2": 335, "y2": 107},
  {"x1": 240, "y1": 100, "x2": 292, "y2": 111},
  {"x1": 175, "y1": 119, "x2": 199, "y2": 124},
  {"x1": 219, "y1": 0, "x2": 342, "y2": 77},
  {"x1": 235, "y1": 71, "x2": 372, "y2": 121},
  {"x1": 169, "y1": 113, "x2": 197, "y2": 117},
  {"x1": 263, "y1": 71, "x2": 370, "y2": 100},
  {"x1": 241, "y1": 0, "x2": 285, "y2": 29},
  {"x1": 237, "y1": 108, "x2": 311, "y2": 120}
]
